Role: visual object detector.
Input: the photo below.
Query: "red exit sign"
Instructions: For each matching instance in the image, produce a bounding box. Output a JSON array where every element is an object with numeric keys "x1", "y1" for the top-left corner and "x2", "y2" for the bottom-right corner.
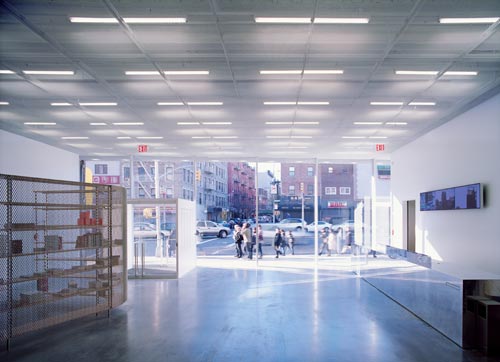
[
  {"x1": 138, "y1": 144, "x2": 148, "y2": 153},
  {"x1": 376, "y1": 144, "x2": 385, "y2": 152}
]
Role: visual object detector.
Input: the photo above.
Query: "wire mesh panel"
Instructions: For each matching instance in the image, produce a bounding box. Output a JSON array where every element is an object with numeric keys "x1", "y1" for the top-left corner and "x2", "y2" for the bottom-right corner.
[{"x1": 0, "y1": 174, "x2": 127, "y2": 347}]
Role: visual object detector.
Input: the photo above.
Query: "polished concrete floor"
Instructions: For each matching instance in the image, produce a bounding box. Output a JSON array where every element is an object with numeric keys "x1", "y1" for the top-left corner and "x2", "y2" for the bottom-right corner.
[{"x1": 2, "y1": 257, "x2": 498, "y2": 362}]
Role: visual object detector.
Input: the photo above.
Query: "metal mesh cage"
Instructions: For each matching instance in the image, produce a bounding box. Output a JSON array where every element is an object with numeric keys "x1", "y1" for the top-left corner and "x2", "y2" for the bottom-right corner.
[{"x1": 0, "y1": 174, "x2": 127, "y2": 347}]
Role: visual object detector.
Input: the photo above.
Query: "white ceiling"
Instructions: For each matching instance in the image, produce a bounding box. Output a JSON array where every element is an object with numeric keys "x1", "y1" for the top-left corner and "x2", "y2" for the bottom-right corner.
[{"x1": 0, "y1": 0, "x2": 499, "y2": 161}]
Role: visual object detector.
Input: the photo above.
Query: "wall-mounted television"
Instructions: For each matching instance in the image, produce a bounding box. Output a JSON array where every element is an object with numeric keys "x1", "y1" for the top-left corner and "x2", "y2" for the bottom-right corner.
[{"x1": 420, "y1": 183, "x2": 481, "y2": 211}]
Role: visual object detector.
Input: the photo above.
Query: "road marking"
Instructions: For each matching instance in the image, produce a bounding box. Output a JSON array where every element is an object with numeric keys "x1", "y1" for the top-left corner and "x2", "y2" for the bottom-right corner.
[{"x1": 197, "y1": 237, "x2": 220, "y2": 245}]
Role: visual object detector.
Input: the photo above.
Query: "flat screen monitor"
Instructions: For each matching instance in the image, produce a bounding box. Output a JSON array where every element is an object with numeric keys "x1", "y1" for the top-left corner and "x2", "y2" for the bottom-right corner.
[{"x1": 420, "y1": 183, "x2": 481, "y2": 211}]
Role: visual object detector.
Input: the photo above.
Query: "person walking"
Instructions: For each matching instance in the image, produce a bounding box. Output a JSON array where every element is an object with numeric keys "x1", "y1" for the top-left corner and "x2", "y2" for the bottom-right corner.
[
  {"x1": 274, "y1": 227, "x2": 283, "y2": 258},
  {"x1": 242, "y1": 223, "x2": 253, "y2": 259},
  {"x1": 233, "y1": 225, "x2": 244, "y2": 258},
  {"x1": 287, "y1": 231, "x2": 295, "y2": 255},
  {"x1": 319, "y1": 227, "x2": 329, "y2": 256},
  {"x1": 257, "y1": 225, "x2": 264, "y2": 258},
  {"x1": 280, "y1": 229, "x2": 288, "y2": 256},
  {"x1": 327, "y1": 228, "x2": 338, "y2": 256}
]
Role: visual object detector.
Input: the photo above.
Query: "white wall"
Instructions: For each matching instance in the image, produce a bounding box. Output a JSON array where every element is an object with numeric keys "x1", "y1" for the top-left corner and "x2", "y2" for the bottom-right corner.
[
  {"x1": 391, "y1": 94, "x2": 500, "y2": 274},
  {"x1": 0, "y1": 130, "x2": 80, "y2": 181}
]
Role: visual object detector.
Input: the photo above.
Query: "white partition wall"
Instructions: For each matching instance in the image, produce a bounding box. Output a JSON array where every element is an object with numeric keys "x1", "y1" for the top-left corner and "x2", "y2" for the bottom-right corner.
[{"x1": 177, "y1": 198, "x2": 197, "y2": 278}]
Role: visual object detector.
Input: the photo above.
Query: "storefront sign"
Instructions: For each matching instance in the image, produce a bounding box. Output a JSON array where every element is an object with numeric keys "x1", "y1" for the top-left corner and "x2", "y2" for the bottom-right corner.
[{"x1": 327, "y1": 201, "x2": 348, "y2": 208}]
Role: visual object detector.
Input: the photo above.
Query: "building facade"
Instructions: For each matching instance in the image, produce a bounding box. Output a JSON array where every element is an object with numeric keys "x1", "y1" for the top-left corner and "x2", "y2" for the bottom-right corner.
[{"x1": 227, "y1": 162, "x2": 256, "y2": 219}]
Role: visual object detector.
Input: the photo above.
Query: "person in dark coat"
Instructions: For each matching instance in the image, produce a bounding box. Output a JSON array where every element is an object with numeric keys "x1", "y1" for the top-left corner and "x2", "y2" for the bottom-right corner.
[{"x1": 274, "y1": 228, "x2": 283, "y2": 258}]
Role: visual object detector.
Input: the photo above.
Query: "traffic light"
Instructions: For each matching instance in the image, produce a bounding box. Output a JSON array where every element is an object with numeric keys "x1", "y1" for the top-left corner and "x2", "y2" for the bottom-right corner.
[
  {"x1": 300, "y1": 182, "x2": 304, "y2": 193},
  {"x1": 195, "y1": 169, "x2": 201, "y2": 181}
]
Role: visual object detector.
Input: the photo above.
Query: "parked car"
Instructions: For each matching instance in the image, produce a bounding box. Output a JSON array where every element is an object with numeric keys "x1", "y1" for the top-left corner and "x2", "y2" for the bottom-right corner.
[
  {"x1": 134, "y1": 222, "x2": 170, "y2": 240},
  {"x1": 196, "y1": 220, "x2": 230, "y2": 238},
  {"x1": 277, "y1": 218, "x2": 306, "y2": 231},
  {"x1": 305, "y1": 221, "x2": 333, "y2": 233}
]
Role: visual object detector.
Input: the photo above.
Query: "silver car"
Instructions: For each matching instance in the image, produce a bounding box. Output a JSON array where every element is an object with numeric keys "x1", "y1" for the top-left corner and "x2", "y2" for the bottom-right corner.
[{"x1": 196, "y1": 220, "x2": 230, "y2": 238}]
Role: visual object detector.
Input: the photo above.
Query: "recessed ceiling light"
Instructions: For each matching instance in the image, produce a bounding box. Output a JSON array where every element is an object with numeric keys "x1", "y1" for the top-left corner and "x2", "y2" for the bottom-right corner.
[
  {"x1": 23, "y1": 70, "x2": 74, "y2": 75},
  {"x1": 51, "y1": 102, "x2": 72, "y2": 106},
  {"x1": 370, "y1": 102, "x2": 404, "y2": 106},
  {"x1": 123, "y1": 18, "x2": 187, "y2": 24},
  {"x1": 79, "y1": 102, "x2": 117, "y2": 106},
  {"x1": 314, "y1": 18, "x2": 369, "y2": 24},
  {"x1": 177, "y1": 122, "x2": 200, "y2": 125},
  {"x1": 69, "y1": 17, "x2": 119, "y2": 23},
  {"x1": 125, "y1": 71, "x2": 160, "y2": 75},
  {"x1": 187, "y1": 102, "x2": 223, "y2": 106},
  {"x1": 297, "y1": 101, "x2": 329, "y2": 105},
  {"x1": 369, "y1": 136, "x2": 388, "y2": 139},
  {"x1": 303, "y1": 70, "x2": 343, "y2": 74},
  {"x1": 439, "y1": 17, "x2": 499, "y2": 24},
  {"x1": 112, "y1": 122, "x2": 144, "y2": 126},
  {"x1": 202, "y1": 122, "x2": 232, "y2": 125},
  {"x1": 136, "y1": 136, "x2": 163, "y2": 139},
  {"x1": 0, "y1": 70, "x2": 15, "y2": 74},
  {"x1": 90, "y1": 123, "x2": 107, "y2": 126},
  {"x1": 264, "y1": 102, "x2": 297, "y2": 105},
  {"x1": 24, "y1": 122, "x2": 57, "y2": 126},
  {"x1": 164, "y1": 71, "x2": 209, "y2": 75},
  {"x1": 192, "y1": 136, "x2": 211, "y2": 139},
  {"x1": 0, "y1": 102, "x2": 9, "y2": 105},
  {"x1": 255, "y1": 17, "x2": 311, "y2": 24},
  {"x1": 408, "y1": 102, "x2": 436, "y2": 106},
  {"x1": 342, "y1": 136, "x2": 367, "y2": 139},
  {"x1": 157, "y1": 102, "x2": 184, "y2": 106},
  {"x1": 260, "y1": 70, "x2": 302, "y2": 75},
  {"x1": 395, "y1": 70, "x2": 439, "y2": 75},
  {"x1": 117, "y1": 136, "x2": 132, "y2": 139},
  {"x1": 61, "y1": 136, "x2": 89, "y2": 140},
  {"x1": 213, "y1": 136, "x2": 238, "y2": 139},
  {"x1": 386, "y1": 122, "x2": 408, "y2": 125},
  {"x1": 443, "y1": 71, "x2": 478, "y2": 76},
  {"x1": 354, "y1": 122, "x2": 383, "y2": 125}
]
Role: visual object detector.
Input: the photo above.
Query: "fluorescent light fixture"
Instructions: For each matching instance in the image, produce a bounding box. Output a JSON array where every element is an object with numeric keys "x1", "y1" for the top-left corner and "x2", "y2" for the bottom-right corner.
[
  {"x1": 295, "y1": 121, "x2": 319, "y2": 125},
  {"x1": 386, "y1": 122, "x2": 408, "y2": 125},
  {"x1": 0, "y1": 102, "x2": 9, "y2": 105},
  {"x1": 297, "y1": 101, "x2": 329, "y2": 105},
  {"x1": 69, "y1": 17, "x2": 118, "y2": 23},
  {"x1": 202, "y1": 122, "x2": 232, "y2": 125},
  {"x1": 51, "y1": 102, "x2": 72, "y2": 106},
  {"x1": 164, "y1": 70, "x2": 209, "y2": 75},
  {"x1": 260, "y1": 70, "x2": 302, "y2": 75},
  {"x1": 354, "y1": 122, "x2": 383, "y2": 125},
  {"x1": 192, "y1": 136, "x2": 211, "y2": 139},
  {"x1": 23, "y1": 70, "x2": 75, "y2": 75},
  {"x1": 395, "y1": 70, "x2": 439, "y2": 75},
  {"x1": 370, "y1": 102, "x2": 404, "y2": 106},
  {"x1": 125, "y1": 71, "x2": 160, "y2": 75},
  {"x1": 314, "y1": 17, "x2": 369, "y2": 24},
  {"x1": 287, "y1": 146, "x2": 309, "y2": 149},
  {"x1": 123, "y1": 18, "x2": 187, "y2": 24},
  {"x1": 177, "y1": 122, "x2": 200, "y2": 125},
  {"x1": 116, "y1": 136, "x2": 131, "y2": 139},
  {"x1": 255, "y1": 17, "x2": 311, "y2": 24},
  {"x1": 439, "y1": 17, "x2": 499, "y2": 24},
  {"x1": 90, "y1": 123, "x2": 107, "y2": 126},
  {"x1": 79, "y1": 102, "x2": 117, "y2": 106},
  {"x1": 266, "y1": 122, "x2": 293, "y2": 125},
  {"x1": 0, "y1": 70, "x2": 14, "y2": 74},
  {"x1": 61, "y1": 136, "x2": 89, "y2": 140},
  {"x1": 187, "y1": 102, "x2": 223, "y2": 106},
  {"x1": 290, "y1": 136, "x2": 312, "y2": 139},
  {"x1": 408, "y1": 102, "x2": 436, "y2": 106},
  {"x1": 266, "y1": 136, "x2": 290, "y2": 139},
  {"x1": 342, "y1": 136, "x2": 367, "y2": 139},
  {"x1": 369, "y1": 136, "x2": 388, "y2": 139},
  {"x1": 213, "y1": 136, "x2": 238, "y2": 139},
  {"x1": 264, "y1": 102, "x2": 296, "y2": 105},
  {"x1": 24, "y1": 122, "x2": 56, "y2": 125},
  {"x1": 303, "y1": 70, "x2": 343, "y2": 74},
  {"x1": 136, "y1": 136, "x2": 163, "y2": 139},
  {"x1": 157, "y1": 102, "x2": 184, "y2": 106},
  {"x1": 112, "y1": 122, "x2": 144, "y2": 126},
  {"x1": 444, "y1": 71, "x2": 478, "y2": 76}
]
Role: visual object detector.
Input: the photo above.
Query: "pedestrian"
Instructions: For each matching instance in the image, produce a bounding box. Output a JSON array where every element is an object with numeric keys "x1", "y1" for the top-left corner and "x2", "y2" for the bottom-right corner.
[
  {"x1": 319, "y1": 227, "x2": 329, "y2": 256},
  {"x1": 257, "y1": 225, "x2": 264, "y2": 258},
  {"x1": 274, "y1": 228, "x2": 282, "y2": 258},
  {"x1": 242, "y1": 222, "x2": 253, "y2": 259},
  {"x1": 327, "y1": 228, "x2": 338, "y2": 256},
  {"x1": 233, "y1": 225, "x2": 244, "y2": 258},
  {"x1": 280, "y1": 229, "x2": 288, "y2": 255},
  {"x1": 287, "y1": 231, "x2": 295, "y2": 255}
]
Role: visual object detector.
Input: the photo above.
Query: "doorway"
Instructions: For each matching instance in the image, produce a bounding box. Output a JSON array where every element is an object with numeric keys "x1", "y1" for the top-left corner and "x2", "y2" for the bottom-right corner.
[{"x1": 406, "y1": 200, "x2": 416, "y2": 253}]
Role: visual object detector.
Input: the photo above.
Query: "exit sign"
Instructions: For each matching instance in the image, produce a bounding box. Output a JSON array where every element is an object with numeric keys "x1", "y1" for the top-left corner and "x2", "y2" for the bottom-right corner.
[
  {"x1": 138, "y1": 144, "x2": 148, "y2": 153},
  {"x1": 376, "y1": 144, "x2": 385, "y2": 152}
]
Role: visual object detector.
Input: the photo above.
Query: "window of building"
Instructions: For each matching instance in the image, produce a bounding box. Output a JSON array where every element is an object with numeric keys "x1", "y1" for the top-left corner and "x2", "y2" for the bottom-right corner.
[
  {"x1": 123, "y1": 166, "x2": 130, "y2": 179},
  {"x1": 289, "y1": 166, "x2": 295, "y2": 176},
  {"x1": 166, "y1": 167, "x2": 173, "y2": 180},
  {"x1": 340, "y1": 187, "x2": 351, "y2": 195},
  {"x1": 307, "y1": 167, "x2": 313, "y2": 177},
  {"x1": 150, "y1": 188, "x2": 155, "y2": 198},
  {"x1": 95, "y1": 164, "x2": 108, "y2": 175},
  {"x1": 289, "y1": 185, "x2": 295, "y2": 195},
  {"x1": 138, "y1": 188, "x2": 145, "y2": 198},
  {"x1": 166, "y1": 188, "x2": 173, "y2": 197},
  {"x1": 325, "y1": 187, "x2": 336, "y2": 195},
  {"x1": 307, "y1": 184, "x2": 314, "y2": 195},
  {"x1": 328, "y1": 167, "x2": 333, "y2": 174}
]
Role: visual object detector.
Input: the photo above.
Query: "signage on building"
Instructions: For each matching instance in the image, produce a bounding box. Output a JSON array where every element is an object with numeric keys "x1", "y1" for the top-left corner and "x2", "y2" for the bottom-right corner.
[
  {"x1": 92, "y1": 176, "x2": 120, "y2": 184},
  {"x1": 271, "y1": 184, "x2": 277, "y2": 194},
  {"x1": 377, "y1": 164, "x2": 391, "y2": 179},
  {"x1": 138, "y1": 144, "x2": 148, "y2": 153},
  {"x1": 327, "y1": 201, "x2": 348, "y2": 208},
  {"x1": 376, "y1": 144, "x2": 385, "y2": 152}
]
